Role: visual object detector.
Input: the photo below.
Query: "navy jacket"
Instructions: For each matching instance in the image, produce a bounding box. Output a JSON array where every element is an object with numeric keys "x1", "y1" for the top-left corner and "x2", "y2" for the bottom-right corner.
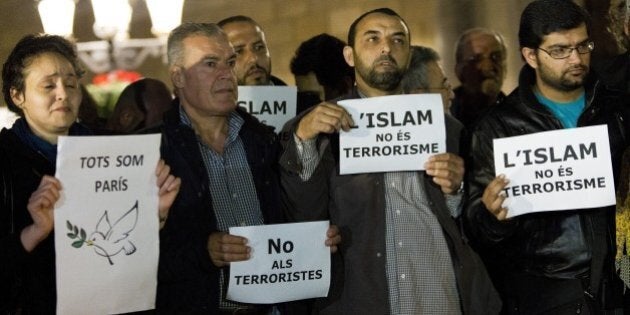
[{"x1": 154, "y1": 101, "x2": 285, "y2": 313}]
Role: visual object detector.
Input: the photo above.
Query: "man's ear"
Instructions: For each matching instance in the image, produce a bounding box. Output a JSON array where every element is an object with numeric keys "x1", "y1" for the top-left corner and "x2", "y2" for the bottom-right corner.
[
  {"x1": 343, "y1": 46, "x2": 355, "y2": 67},
  {"x1": 522, "y1": 47, "x2": 539, "y2": 69},
  {"x1": 10, "y1": 88, "x2": 24, "y2": 108},
  {"x1": 170, "y1": 66, "x2": 184, "y2": 88}
]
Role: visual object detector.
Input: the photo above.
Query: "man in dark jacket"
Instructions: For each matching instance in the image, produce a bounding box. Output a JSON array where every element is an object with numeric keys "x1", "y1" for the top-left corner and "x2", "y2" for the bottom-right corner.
[
  {"x1": 450, "y1": 27, "x2": 507, "y2": 130},
  {"x1": 279, "y1": 8, "x2": 501, "y2": 315},
  {"x1": 154, "y1": 22, "x2": 339, "y2": 314},
  {"x1": 465, "y1": 1, "x2": 630, "y2": 313}
]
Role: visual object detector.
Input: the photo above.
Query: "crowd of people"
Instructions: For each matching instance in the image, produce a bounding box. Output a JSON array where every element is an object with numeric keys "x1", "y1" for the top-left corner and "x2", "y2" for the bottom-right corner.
[{"x1": 1, "y1": 0, "x2": 630, "y2": 314}]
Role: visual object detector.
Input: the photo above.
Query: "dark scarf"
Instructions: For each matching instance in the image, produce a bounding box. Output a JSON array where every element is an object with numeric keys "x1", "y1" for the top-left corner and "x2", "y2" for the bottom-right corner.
[{"x1": 11, "y1": 118, "x2": 92, "y2": 165}]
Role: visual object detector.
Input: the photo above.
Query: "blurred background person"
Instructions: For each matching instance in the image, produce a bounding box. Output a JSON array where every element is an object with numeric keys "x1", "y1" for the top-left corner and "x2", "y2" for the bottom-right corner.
[
  {"x1": 106, "y1": 77, "x2": 173, "y2": 134},
  {"x1": 594, "y1": 0, "x2": 630, "y2": 93},
  {"x1": 289, "y1": 33, "x2": 354, "y2": 114},
  {"x1": 451, "y1": 28, "x2": 507, "y2": 130},
  {"x1": 402, "y1": 45, "x2": 455, "y2": 113},
  {"x1": 77, "y1": 84, "x2": 108, "y2": 133},
  {"x1": 218, "y1": 16, "x2": 286, "y2": 86}
]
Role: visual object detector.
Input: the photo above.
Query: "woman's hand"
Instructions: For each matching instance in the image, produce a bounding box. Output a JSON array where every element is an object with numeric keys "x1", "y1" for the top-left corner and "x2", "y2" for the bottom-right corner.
[
  {"x1": 156, "y1": 159, "x2": 181, "y2": 229},
  {"x1": 21, "y1": 175, "x2": 62, "y2": 252}
]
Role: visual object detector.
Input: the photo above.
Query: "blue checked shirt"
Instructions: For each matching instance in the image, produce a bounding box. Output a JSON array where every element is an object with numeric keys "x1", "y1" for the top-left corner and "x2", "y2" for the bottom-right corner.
[
  {"x1": 294, "y1": 110, "x2": 463, "y2": 314},
  {"x1": 180, "y1": 108, "x2": 263, "y2": 310}
]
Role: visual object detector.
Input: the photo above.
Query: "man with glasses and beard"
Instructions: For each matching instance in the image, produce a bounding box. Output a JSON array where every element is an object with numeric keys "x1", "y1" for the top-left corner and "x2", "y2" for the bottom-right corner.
[
  {"x1": 465, "y1": 0, "x2": 630, "y2": 313},
  {"x1": 278, "y1": 7, "x2": 500, "y2": 315}
]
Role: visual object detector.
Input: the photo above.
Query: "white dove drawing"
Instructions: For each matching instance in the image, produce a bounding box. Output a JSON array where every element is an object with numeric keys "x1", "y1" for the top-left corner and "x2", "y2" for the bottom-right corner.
[{"x1": 86, "y1": 201, "x2": 139, "y2": 265}]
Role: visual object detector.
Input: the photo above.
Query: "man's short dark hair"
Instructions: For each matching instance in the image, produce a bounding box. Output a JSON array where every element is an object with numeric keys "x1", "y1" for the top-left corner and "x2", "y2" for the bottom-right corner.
[
  {"x1": 290, "y1": 33, "x2": 353, "y2": 95},
  {"x1": 217, "y1": 15, "x2": 260, "y2": 29},
  {"x1": 2, "y1": 34, "x2": 84, "y2": 115},
  {"x1": 347, "y1": 7, "x2": 408, "y2": 48},
  {"x1": 519, "y1": 0, "x2": 591, "y2": 49}
]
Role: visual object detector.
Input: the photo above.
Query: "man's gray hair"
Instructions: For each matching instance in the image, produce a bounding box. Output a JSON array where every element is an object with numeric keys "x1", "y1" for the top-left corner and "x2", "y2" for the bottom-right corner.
[
  {"x1": 454, "y1": 27, "x2": 507, "y2": 64},
  {"x1": 401, "y1": 45, "x2": 440, "y2": 93},
  {"x1": 167, "y1": 22, "x2": 224, "y2": 66},
  {"x1": 608, "y1": 0, "x2": 630, "y2": 51}
]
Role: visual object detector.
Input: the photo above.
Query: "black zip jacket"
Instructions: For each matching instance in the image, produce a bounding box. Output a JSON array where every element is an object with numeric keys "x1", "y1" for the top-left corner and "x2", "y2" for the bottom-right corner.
[{"x1": 464, "y1": 65, "x2": 629, "y2": 313}]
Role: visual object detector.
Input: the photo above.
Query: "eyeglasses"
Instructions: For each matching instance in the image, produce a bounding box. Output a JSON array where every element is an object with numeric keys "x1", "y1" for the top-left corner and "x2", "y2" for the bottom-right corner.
[{"x1": 537, "y1": 41, "x2": 594, "y2": 59}]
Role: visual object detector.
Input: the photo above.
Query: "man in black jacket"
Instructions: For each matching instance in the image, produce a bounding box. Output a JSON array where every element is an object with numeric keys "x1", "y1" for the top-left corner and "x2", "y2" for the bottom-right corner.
[
  {"x1": 465, "y1": 1, "x2": 630, "y2": 313},
  {"x1": 154, "y1": 22, "x2": 339, "y2": 314}
]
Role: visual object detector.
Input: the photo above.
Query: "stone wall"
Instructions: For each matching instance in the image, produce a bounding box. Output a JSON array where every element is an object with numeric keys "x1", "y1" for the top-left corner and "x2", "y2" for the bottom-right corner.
[{"x1": 1, "y1": 0, "x2": 602, "y2": 108}]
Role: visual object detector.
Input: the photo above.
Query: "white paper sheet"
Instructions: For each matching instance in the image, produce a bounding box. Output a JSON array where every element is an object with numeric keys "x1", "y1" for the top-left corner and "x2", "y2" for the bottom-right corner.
[
  {"x1": 227, "y1": 221, "x2": 330, "y2": 304},
  {"x1": 237, "y1": 86, "x2": 297, "y2": 132},
  {"x1": 54, "y1": 134, "x2": 161, "y2": 315},
  {"x1": 493, "y1": 125, "x2": 616, "y2": 218},
  {"x1": 338, "y1": 94, "x2": 446, "y2": 174}
]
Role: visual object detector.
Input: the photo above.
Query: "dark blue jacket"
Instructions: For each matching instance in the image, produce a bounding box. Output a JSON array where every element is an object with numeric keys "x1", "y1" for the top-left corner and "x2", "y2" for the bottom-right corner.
[{"x1": 154, "y1": 101, "x2": 285, "y2": 313}]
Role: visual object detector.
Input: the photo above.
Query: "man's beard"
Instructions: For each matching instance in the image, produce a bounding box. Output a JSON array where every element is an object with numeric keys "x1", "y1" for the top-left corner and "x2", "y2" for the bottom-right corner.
[
  {"x1": 538, "y1": 61, "x2": 589, "y2": 92},
  {"x1": 356, "y1": 56, "x2": 403, "y2": 91},
  {"x1": 240, "y1": 65, "x2": 271, "y2": 85}
]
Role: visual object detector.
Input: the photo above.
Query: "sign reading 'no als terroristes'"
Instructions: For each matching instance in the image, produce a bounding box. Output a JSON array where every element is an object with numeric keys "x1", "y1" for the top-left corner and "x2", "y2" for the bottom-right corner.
[{"x1": 227, "y1": 221, "x2": 330, "y2": 304}]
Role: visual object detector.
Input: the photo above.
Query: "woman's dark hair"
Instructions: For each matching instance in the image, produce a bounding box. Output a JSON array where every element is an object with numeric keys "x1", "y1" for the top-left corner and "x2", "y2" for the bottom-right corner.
[
  {"x1": 519, "y1": 0, "x2": 591, "y2": 49},
  {"x1": 2, "y1": 34, "x2": 84, "y2": 115}
]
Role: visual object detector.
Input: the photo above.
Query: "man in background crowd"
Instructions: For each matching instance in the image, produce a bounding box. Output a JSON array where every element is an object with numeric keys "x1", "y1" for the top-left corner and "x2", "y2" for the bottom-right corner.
[
  {"x1": 218, "y1": 16, "x2": 286, "y2": 86},
  {"x1": 290, "y1": 33, "x2": 354, "y2": 114},
  {"x1": 451, "y1": 27, "x2": 507, "y2": 129}
]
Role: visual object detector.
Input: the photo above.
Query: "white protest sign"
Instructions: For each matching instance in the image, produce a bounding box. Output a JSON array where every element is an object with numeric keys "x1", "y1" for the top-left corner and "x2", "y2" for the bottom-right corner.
[
  {"x1": 338, "y1": 94, "x2": 446, "y2": 175},
  {"x1": 493, "y1": 125, "x2": 615, "y2": 218},
  {"x1": 238, "y1": 86, "x2": 297, "y2": 132},
  {"x1": 227, "y1": 221, "x2": 330, "y2": 304},
  {"x1": 54, "y1": 134, "x2": 161, "y2": 315}
]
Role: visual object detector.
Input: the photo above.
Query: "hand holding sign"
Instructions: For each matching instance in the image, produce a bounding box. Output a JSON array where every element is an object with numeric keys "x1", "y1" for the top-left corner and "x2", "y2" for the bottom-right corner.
[
  {"x1": 338, "y1": 94, "x2": 446, "y2": 174},
  {"x1": 54, "y1": 134, "x2": 162, "y2": 314},
  {"x1": 482, "y1": 174, "x2": 510, "y2": 221},
  {"x1": 155, "y1": 159, "x2": 181, "y2": 228},
  {"x1": 492, "y1": 125, "x2": 615, "y2": 218},
  {"x1": 207, "y1": 232, "x2": 251, "y2": 267},
  {"x1": 324, "y1": 225, "x2": 341, "y2": 253},
  {"x1": 296, "y1": 102, "x2": 355, "y2": 140},
  {"x1": 209, "y1": 226, "x2": 341, "y2": 267},
  {"x1": 22, "y1": 175, "x2": 62, "y2": 252},
  {"x1": 227, "y1": 221, "x2": 330, "y2": 304},
  {"x1": 425, "y1": 153, "x2": 465, "y2": 194}
]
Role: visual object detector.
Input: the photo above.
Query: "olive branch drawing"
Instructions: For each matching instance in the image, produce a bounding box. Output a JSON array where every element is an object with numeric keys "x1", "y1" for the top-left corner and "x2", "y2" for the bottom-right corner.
[
  {"x1": 64, "y1": 201, "x2": 139, "y2": 265},
  {"x1": 66, "y1": 220, "x2": 88, "y2": 248}
]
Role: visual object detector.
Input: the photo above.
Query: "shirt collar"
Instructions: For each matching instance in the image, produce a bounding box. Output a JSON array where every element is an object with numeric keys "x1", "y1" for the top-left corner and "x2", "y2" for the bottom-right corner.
[{"x1": 179, "y1": 106, "x2": 244, "y2": 145}]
